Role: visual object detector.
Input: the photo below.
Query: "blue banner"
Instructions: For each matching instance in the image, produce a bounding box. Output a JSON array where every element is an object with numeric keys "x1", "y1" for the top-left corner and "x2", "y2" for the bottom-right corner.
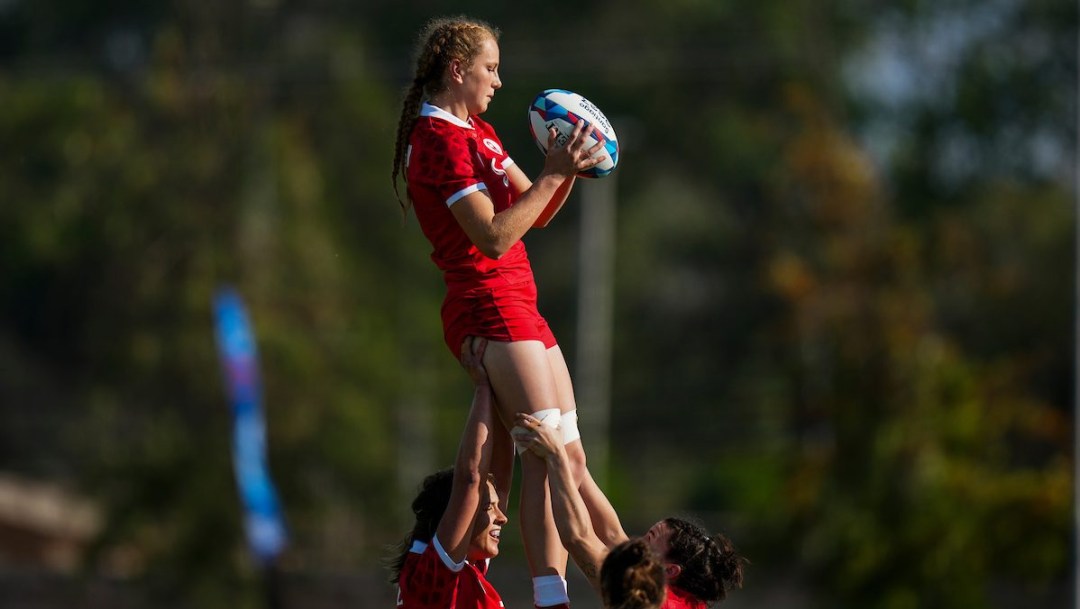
[{"x1": 213, "y1": 287, "x2": 288, "y2": 564}]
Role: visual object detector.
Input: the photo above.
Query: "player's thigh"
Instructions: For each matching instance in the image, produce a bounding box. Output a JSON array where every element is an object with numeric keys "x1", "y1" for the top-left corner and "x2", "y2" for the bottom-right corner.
[
  {"x1": 482, "y1": 339, "x2": 560, "y2": 421},
  {"x1": 544, "y1": 344, "x2": 578, "y2": 414},
  {"x1": 545, "y1": 344, "x2": 587, "y2": 479}
]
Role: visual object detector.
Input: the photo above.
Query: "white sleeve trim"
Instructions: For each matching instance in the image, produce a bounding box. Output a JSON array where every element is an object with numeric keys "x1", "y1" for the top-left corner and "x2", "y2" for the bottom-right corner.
[
  {"x1": 432, "y1": 535, "x2": 466, "y2": 572},
  {"x1": 503, "y1": 156, "x2": 515, "y2": 168},
  {"x1": 446, "y1": 183, "x2": 487, "y2": 207}
]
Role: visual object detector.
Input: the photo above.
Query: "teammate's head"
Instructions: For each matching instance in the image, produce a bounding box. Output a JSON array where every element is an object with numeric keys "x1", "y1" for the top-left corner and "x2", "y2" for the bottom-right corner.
[
  {"x1": 387, "y1": 468, "x2": 506, "y2": 582},
  {"x1": 388, "y1": 468, "x2": 453, "y2": 583},
  {"x1": 467, "y1": 475, "x2": 507, "y2": 561},
  {"x1": 644, "y1": 517, "x2": 745, "y2": 603},
  {"x1": 391, "y1": 16, "x2": 501, "y2": 214},
  {"x1": 600, "y1": 539, "x2": 667, "y2": 609}
]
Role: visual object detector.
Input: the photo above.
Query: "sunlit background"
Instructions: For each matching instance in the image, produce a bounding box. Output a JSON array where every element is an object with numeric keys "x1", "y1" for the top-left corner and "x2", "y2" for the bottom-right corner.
[{"x1": 0, "y1": 1, "x2": 1075, "y2": 608}]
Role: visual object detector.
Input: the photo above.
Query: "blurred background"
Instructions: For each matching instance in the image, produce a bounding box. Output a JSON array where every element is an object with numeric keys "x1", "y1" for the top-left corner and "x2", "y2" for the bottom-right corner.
[{"x1": 0, "y1": 0, "x2": 1075, "y2": 607}]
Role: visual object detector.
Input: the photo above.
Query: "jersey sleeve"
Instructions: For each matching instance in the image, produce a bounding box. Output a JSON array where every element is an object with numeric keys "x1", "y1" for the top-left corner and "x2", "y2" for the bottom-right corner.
[
  {"x1": 432, "y1": 535, "x2": 466, "y2": 572},
  {"x1": 413, "y1": 126, "x2": 485, "y2": 207},
  {"x1": 402, "y1": 542, "x2": 462, "y2": 609}
]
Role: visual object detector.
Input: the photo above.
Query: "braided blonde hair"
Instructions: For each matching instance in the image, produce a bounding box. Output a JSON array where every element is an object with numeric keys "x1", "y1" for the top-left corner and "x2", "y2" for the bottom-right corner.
[{"x1": 391, "y1": 16, "x2": 501, "y2": 215}]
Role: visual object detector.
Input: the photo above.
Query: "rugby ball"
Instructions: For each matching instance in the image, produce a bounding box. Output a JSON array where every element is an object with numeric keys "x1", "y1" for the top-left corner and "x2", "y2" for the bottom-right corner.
[{"x1": 528, "y1": 89, "x2": 619, "y2": 178}]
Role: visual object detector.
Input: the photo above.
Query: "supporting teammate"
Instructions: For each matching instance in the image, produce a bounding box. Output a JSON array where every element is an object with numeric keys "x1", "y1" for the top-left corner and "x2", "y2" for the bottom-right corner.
[
  {"x1": 390, "y1": 338, "x2": 511, "y2": 609},
  {"x1": 514, "y1": 412, "x2": 747, "y2": 609}
]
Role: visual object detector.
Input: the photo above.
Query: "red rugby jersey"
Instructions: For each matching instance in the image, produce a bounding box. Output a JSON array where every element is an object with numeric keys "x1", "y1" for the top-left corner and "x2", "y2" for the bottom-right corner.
[
  {"x1": 396, "y1": 538, "x2": 505, "y2": 609},
  {"x1": 405, "y1": 103, "x2": 533, "y2": 291},
  {"x1": 662, "y1": 585, "x2": 707, "y2": 609}
]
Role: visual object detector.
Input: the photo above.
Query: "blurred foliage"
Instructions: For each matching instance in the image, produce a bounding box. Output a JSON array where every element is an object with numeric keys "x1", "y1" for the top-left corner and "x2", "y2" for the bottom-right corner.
[{"x1": 0, "y1": 0, "x2": 1074, "y2": 608}]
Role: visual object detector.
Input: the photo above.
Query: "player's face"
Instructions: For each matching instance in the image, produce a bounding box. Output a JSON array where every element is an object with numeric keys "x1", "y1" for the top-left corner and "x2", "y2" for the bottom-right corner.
[
  {"x1": 643, "y1": 520, "x2": 673, "y2": 559},
  {"x1": 461, "y1": 36, "x2": 501, "y2": 115},
  {"x1": 468, "y1": 480, "x2": 507, "y2": 561}
]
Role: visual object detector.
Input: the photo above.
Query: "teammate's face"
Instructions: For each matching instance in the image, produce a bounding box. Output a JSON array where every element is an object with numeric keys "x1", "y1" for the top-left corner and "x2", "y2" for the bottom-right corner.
[
  {"x1": 468, "y1": 480, "x2": 507, "y2": 561},
  {"x1": 645, "y1": 520, "x2": 688, "y2": 584},
  {"x1": 459, "y1": 36, "x2": 501, "y2": 115},
  {"x1": 643, "y1": 520, "x2": 673, "y2": 559}
]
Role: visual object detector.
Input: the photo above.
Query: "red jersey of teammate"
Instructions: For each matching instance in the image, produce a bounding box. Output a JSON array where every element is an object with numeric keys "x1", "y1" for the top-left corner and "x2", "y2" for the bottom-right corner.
[
  {"x1": 406, "y1": 103, "x2": 556, "y2": 355},
  {"x1": 396, "y1": 538, "x2": 505, "y2": 609},
  {"x1": 661, "y1": 586, "x2": 706, "y2": 609}
]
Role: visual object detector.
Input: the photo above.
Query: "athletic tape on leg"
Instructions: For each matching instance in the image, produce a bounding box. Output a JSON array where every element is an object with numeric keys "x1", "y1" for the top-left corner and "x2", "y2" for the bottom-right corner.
[
  {"x1": 560, "y1": 409, "x2": 580, "y2": 445},
  {"x1": 512, "y1": 408, "x2": 561, "y2": 454}
]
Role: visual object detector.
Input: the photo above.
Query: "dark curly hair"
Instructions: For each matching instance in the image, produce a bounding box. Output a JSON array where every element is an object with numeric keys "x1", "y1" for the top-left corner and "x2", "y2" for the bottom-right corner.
[
  {"x1": 663, "y1": 517, "x2": 746, "y2": 604},
  {"x1": 601, "y1": 539, "x2": 667, "y2": 609},
  {"x1": 387, "y1": 469, "x2": 454, "y2": 584}
]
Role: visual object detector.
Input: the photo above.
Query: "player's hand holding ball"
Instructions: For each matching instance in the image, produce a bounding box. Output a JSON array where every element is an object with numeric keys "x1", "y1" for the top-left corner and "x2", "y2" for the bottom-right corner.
[
  {"x1": 542, "y1": 120, "x2": 606, "y2": 179},
  {"x1": 528, "y1": 89, "x2": 620, "y2": 179}
]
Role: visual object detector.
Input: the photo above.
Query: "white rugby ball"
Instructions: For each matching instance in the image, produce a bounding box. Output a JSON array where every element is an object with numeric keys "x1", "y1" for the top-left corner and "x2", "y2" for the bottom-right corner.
[{"x1": 528, "y1": 89, "x2": 619, "y2": 178}]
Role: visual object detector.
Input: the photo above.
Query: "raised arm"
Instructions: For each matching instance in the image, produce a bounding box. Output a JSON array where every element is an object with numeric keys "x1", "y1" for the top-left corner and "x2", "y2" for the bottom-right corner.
[
  {"x1": 435, "y1": 338, "x2": 496, "y2": 563},
  {"x1": 579, "y1": 471, "x2": 629, "y2": 548},
  {"x1": 514, "y1": 412, "x2": 610, "y2": 592},
  {"x1": 451, "y1": 123, "x2": 605, "y2": 258},
  {"x1": 488, "y1": 396, "x2": 515, "y2": 515}
]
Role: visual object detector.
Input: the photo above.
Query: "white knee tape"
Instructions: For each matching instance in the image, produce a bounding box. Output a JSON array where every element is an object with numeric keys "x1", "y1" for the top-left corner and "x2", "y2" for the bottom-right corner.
[
  {"x1": 560, "y1": 409, "x2": 581, "y2": 445},
  {"x1": 512, "y1": 408, "x2": 561, "y2": 454}
]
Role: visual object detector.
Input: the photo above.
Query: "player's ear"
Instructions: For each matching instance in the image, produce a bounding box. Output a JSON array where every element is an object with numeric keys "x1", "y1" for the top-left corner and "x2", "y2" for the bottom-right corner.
[{"x1": 448, "y1": 58, "x2": 465, "y2": 84}]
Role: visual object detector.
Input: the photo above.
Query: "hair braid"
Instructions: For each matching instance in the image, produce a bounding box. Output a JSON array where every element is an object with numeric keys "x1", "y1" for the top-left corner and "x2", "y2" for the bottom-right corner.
[
  {"x1": 390, "y1": 16, "x2": 500, "y2": 216},
  {"x1": 391, "y1": 81, "x2": 425, "y2": 215}
]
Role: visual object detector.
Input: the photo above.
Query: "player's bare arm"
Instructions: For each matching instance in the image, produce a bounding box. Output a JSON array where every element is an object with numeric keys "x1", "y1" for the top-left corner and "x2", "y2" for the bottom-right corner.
[
  {"x1": 450, "y1": 123, "x2": 603, "y2": 258},
  {"x1": 505, "y1": 161, "x2": 577, "y2": 229},
  {"x1": 435, "y1": 338, "x2": 495, "y2": 563}
]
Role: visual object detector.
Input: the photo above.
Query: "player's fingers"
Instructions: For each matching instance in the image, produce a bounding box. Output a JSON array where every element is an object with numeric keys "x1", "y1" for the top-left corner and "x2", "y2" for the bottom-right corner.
[
  {"x1": 472, "y1": 337, "x2": 488, "y2": 359},
  {"x1": 576, "y1": 124, "x2": 596, "y2": 150},
  {"x1": 516, "y1": 415, "x2": 544, "y2": 432},
  {"x1": 511, "y1": 427, "x2": 539, "y2": 448},
  {"x1": 570, "y1": 119, "x2": 586, "y2": 139}
]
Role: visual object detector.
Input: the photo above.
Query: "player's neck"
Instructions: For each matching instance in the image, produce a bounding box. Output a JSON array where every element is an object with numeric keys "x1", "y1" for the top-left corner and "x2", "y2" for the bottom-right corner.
[{"x1": 428, "y1": 93, "x2": 469, "y2": 122}]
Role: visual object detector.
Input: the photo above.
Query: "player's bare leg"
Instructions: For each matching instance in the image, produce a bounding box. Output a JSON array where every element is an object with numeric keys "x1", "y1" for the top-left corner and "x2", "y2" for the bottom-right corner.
[
  {"x1": 483, "y1": 340, "x2": 571, "y2": 607},
  {"x1": 545, "y1": 343, "x2": 627, "y2": 546}
]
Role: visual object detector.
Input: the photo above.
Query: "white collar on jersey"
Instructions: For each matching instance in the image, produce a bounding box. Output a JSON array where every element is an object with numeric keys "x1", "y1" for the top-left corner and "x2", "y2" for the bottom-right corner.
[{"x1": 421, "y1": 102, "x2": 474, "y2": 130}]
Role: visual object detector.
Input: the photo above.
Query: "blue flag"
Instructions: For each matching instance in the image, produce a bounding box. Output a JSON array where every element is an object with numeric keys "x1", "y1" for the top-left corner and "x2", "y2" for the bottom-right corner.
[{"x1": 213, "y1": 287, "x2": 288, "y2": 564}]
